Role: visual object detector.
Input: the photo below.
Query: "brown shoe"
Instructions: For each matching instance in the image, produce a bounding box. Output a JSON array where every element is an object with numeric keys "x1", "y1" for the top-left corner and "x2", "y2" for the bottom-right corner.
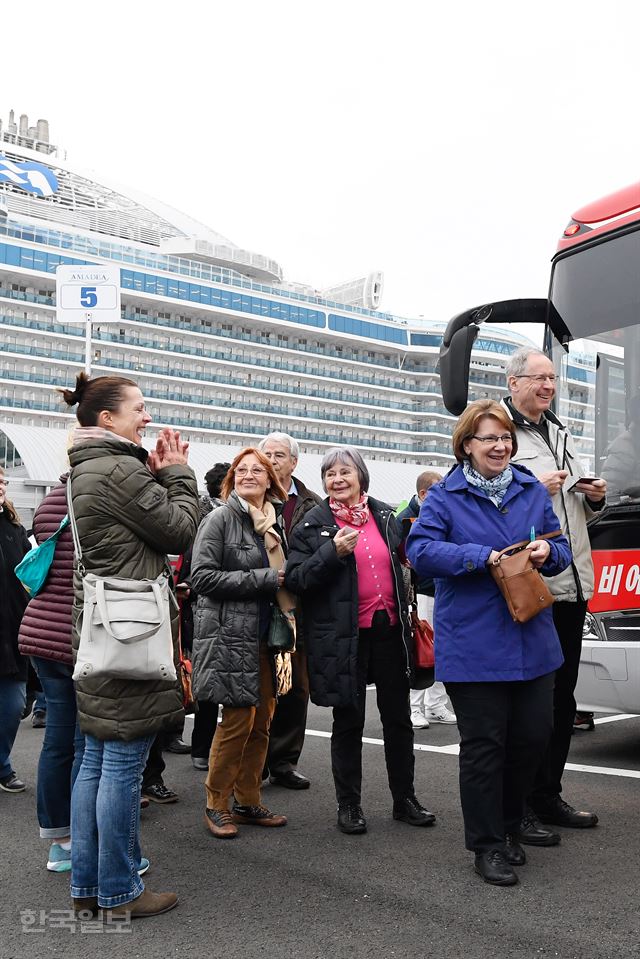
[
  {"x1": 102, "y1": 888, "x2": 178, "y2": 920},
  {"x1": 204, "y1": 808, "x2": 238, "y2": 839},
  {"x1": 72, "y1": 897, "x2": 99, "y2": 919},
  {"x1": 231, "y1": 802, "x2": 287, "y2": 827}
]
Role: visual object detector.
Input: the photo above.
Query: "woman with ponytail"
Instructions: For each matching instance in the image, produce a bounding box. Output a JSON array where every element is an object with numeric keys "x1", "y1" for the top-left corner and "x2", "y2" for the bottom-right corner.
[{"x1": 61, "y1": 373, "x2": 199, "y2": 920}]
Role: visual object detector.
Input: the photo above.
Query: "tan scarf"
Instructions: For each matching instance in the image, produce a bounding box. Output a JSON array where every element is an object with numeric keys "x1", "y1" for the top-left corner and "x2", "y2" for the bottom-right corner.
[{"x1": 245, "y1": 499, "x2": 295, "y2": 696}]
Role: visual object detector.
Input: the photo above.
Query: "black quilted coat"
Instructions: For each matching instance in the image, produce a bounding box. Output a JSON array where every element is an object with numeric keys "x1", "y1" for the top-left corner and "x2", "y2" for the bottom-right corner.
[
  {"x1": 285, "y1": 497, "x2": 412, "y2": 709},
  {"x1": 190, "y1": 491, "x2": 281, "y2": 707}
]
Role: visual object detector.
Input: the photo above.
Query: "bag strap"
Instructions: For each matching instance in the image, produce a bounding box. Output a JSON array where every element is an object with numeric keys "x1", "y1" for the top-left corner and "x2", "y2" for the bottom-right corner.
[
  {"x1": 94, "y1": 578, "x2": 167, "y2": 642},
  {"x1": 66, "y1": 472, "x2": 85, "y2": 575},
  {"x1": 492, "y1": 530, "x2": 562, "y2": 565}
]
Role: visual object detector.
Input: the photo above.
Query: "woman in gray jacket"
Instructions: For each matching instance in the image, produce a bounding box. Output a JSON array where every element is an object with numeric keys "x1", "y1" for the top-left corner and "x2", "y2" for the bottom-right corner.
[{"x1": 191, "y1": 448, "x2": 291, "y2": 839}]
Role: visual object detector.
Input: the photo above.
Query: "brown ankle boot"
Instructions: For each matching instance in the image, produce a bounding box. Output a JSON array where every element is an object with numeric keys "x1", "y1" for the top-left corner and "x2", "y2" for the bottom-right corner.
[
  {"x1": 102, "y1": 889, "x2": 178, "y2": 920},
  {"x1": 72, "y1": 896, "x2": 99, "y2": 918}
]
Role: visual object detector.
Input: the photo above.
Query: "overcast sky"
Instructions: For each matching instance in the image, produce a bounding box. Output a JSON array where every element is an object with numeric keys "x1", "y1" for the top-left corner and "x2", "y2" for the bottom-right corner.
[{"x1": 3, "y1": 0, "x2": 639, "y2": 328}]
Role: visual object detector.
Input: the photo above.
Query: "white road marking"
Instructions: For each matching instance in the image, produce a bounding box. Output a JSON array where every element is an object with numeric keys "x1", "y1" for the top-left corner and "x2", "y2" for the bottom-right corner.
[
  {"x1": 304, "y1": 727, "x2": 640, "y2": 779},
  {"x1": 186, "y1": 709, "x2": 640, "y2": 778},
  {"x1": 593, "y1": 713, "x2": 640, "y2": 725}
]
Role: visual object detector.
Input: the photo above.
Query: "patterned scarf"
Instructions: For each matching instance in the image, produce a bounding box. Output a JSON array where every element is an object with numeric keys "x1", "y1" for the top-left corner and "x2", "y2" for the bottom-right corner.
[
  {"x1": 244, "y1": 498, "x2": 295, "y2": 696},
  {"x1": 463, "y1": 461, "x2": 514, "y2": 507},
  {"x1": 329, "y1": 493, "x2": 370, "y2": 527}
]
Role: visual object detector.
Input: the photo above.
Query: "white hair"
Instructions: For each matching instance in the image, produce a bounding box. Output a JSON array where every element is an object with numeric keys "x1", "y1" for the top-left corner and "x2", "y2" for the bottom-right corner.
[{"x1": 258, "y1": 431, "x2": 299, "y2": 459}]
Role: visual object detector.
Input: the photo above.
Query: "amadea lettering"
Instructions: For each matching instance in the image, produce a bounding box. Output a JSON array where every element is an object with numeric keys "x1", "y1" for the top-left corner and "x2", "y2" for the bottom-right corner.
[{"x1": 69, "y1": 273, "x2": 108, "y2": 281}]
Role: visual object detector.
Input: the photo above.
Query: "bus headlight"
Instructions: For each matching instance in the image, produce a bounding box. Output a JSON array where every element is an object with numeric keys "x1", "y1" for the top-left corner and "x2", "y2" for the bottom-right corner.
[{"x1": 583, "y1": 612, "x2": 600, "y2": 641}]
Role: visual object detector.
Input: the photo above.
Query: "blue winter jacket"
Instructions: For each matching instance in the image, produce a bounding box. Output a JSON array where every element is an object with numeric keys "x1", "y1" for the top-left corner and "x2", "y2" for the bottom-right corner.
[{"x1": 405, "y1": 463, "x2": 572, "y2": 683}]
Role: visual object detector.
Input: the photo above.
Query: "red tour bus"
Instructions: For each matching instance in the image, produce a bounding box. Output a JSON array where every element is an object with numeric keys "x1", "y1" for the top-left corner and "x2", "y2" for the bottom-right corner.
[{"x1": 439, "y1": 181, "x2": 640, "y2": 714}]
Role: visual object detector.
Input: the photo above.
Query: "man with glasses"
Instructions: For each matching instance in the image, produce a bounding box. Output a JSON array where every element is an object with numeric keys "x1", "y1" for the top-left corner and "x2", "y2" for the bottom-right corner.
[
  {"x1": 258, "y1": 432, "x2": 322, "y2": 789},
  {"x1": 502, "y1": 346, "x2": 606, "y2": 843}
]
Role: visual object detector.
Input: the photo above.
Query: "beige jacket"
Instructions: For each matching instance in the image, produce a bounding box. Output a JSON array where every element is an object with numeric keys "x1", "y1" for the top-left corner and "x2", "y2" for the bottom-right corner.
[{"x1": 501, "y1": 399, "x2": 601, "y2": 602}]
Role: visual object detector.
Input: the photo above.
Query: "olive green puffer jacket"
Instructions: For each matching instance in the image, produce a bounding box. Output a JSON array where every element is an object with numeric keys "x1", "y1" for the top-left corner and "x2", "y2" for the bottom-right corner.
[{"x1": 68, "y1": 437, "x2": 199, "y2": 741}]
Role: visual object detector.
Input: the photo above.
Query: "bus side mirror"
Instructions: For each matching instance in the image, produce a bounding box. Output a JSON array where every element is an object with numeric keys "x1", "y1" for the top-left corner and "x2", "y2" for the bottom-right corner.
[{"x1": 438, "y1": 323, "x2": 479, "y2": 415}]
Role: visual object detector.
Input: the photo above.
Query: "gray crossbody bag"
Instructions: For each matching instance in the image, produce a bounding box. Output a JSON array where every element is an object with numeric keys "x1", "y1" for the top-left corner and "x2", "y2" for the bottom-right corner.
[{"x1": 67, "y1": 475, "x2": 177, "y2": 683}]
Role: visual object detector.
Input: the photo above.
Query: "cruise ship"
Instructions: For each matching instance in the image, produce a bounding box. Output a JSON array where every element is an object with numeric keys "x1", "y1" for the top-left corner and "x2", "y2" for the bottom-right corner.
[{"x1": 0, "y1": 112, "x2": 594, "y2": 518}]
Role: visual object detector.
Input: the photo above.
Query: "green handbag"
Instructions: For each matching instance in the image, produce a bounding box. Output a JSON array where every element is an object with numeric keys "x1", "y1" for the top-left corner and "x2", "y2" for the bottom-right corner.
[
  {"x1": 14, "y1": 515, "x2": 69, "y2": 597},
  {"x1": 267, "y1": 606, "x2": 296, "y2": 652}
]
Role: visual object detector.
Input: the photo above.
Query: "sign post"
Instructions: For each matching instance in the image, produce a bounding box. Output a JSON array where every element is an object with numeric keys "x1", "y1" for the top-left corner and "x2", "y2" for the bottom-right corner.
[{"x1": 55, "y1": 265, "x2": 122, "y2": 376}]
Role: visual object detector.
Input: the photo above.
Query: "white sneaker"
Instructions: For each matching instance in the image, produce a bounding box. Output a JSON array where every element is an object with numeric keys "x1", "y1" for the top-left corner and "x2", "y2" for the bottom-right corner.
[
  {"x1": 425, "y1": 705, "x2": 457, "y2": 725},
  {"x1": 411, "y1": 711, "x2": 430, "y2": 729}
]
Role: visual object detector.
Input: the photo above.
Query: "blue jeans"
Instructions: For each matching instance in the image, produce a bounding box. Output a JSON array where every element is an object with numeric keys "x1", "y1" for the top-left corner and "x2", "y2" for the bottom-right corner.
[
  {"x1": 31, "y1": 657, "x2": 84, "y2": 839},
  {"x1": 70, "y1": 734, "x2": 153, "y2": 907},
  {"x1": 0, "y1": 677, "x2": 26, "y2": 780}
]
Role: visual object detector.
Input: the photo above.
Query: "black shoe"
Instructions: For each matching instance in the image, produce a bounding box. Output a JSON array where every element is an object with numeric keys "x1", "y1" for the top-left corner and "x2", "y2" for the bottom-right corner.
[
  {"x1": 192, "y1": 756, "x2": 209, "y2": 771},
  {"x1": 31, "y1": 709, "x2": 46, "y2": 729},
  {"x1": 0, "y1": 773, "x2": 26, "y2": 793},
  {"x1": 165, "y1": 737, "x2": 190, "y2": 755},
  {"x1": 535, "y1": 796, "x2": 598, "y2": 829},
  {"x1": 505, "y1": 834, "x2": 526, "y2": 866},
  {"x1": 142, "y1": 783, "x2": 179, "y2": 804},
  {"x1": 474, "y1": 850, "x2": 518, "y2": 886},
  {"x1": 392, "y1": 795, "x2": 436, "y2": 827},
  {"x1": 269, "y1": 769, "x2": 311, "y2": 790},
  {"x1": 337, "y1": 804, "x2": 367, "y2": 835},
  {"x1": 517, "y1": 811, "x2": 561, "y2": 846}
]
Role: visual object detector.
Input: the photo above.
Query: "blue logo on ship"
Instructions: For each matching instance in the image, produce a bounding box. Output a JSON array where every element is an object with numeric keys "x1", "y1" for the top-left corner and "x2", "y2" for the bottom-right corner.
[{"x1": 0, "y1": 156, "x2": 59, "y2": 197}]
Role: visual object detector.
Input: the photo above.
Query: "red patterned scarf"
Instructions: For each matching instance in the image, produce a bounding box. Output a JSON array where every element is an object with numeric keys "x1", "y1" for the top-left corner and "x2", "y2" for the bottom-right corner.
[{"x1": 329, "y1": 494, "x2": 370, "y2": 527}]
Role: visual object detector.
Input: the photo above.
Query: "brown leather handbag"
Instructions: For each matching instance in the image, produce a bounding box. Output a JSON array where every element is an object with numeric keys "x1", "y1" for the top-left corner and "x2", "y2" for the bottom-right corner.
[{"x1": 489, "y1": 531, "x2": 562, "y2": 624}]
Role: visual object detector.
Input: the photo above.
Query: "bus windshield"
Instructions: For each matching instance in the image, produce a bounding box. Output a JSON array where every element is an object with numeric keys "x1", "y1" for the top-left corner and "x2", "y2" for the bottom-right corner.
[{"x1": 549, "y1": 227, "x2": 640, "y2": 500}]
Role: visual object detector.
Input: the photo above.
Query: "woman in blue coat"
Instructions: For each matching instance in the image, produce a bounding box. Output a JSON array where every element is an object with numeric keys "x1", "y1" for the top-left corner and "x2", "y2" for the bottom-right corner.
[{"x1": 406, "y1": 400, "x2": 571, "y2": 887}]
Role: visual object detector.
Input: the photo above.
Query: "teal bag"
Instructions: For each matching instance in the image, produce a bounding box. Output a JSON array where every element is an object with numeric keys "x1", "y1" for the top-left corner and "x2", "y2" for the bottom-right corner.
[{"x1": 14, "y1": 515, "x2": 69, "y2": 597}]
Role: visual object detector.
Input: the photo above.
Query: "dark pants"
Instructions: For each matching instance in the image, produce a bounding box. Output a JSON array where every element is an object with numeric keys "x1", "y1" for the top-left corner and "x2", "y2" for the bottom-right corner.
[
  {"x1": 31, "y1": 657, "x2": 84, "y2": 838},
  {"x1": 0, "y1": 677, "x2": 26, "y2": 780},
  {"x1": 191, "y1": 700, "x2": 219, "y2": 760},
  {"x1": 529, "y1": 600, "x2": 587, "y2": 806},
  {"x1": 267, "y1": 642, "x2": 310, "y2": 774},
  {"x1": 142, "y1": 734, "x2": 165, "y2": 790},
  {"x1": 331, "y1": 613, "x2": 414, "y2": 806},
  {"x1": 446, "y1": 673, "x2": 554, "y2": 853}
]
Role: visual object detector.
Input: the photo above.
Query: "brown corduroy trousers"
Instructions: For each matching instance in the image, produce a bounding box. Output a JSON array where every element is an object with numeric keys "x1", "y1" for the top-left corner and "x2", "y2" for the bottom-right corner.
[{"x1": 205, "y1": 644, "x2": 275, "y2": 810}]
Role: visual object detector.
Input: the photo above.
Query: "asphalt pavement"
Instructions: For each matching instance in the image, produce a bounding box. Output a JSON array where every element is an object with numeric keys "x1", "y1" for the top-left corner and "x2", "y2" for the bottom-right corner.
[{"x1": 2, "y1": 697, "x2": 640, "y2": 959}]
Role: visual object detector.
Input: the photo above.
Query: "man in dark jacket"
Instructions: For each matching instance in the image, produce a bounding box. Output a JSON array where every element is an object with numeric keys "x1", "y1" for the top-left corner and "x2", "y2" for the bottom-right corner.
[{"x1": 258, "y1": 432, "x2": 322, "y2": 789}]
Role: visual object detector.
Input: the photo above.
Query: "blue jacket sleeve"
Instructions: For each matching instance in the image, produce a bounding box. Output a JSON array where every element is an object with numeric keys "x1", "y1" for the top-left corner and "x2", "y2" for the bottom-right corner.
[{"x1": 405, "y1": 487, "x2": 492, "y2": 579}]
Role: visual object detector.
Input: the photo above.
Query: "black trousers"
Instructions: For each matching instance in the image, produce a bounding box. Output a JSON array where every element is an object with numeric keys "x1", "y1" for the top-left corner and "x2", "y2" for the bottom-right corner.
[
  {"x1": 267, "y1": 642, "x2": 310, "y2": 774},
  {"x1": 331, "y1": 613, "x2": 414, "y2": 806},
  {"x1": 191, "y1": 700, "x2": 219, "y2": 760},
  {"x1": 529, "y1": 600, "x2": 587, "y2": 806},
  {"x1": 142, "y1": 733, "x2": 166, "y2": 789},
  {"x1": 446, "y1": 673, "x2": 554, "y2": 853}
]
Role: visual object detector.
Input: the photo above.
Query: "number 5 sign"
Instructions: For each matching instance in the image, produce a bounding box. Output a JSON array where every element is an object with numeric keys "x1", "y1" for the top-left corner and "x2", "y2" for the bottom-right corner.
[
  {"x1": 56, "y1": 264, "x2": 121, "y2": 322},
  {"x1": 56, "y1": 264, "x2": 122, "y2": 374}
]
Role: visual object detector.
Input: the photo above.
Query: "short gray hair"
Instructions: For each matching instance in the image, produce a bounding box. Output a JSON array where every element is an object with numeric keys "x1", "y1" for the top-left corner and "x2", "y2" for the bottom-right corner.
[
  {"x1": 258, "y1": 431, "x2": 299, "y2": 459},
  {"x1": 505, "y1": 346, "x2": 548, "y2": 380},
  {"x1": 320, "y1": 446, "x2": 370, "y2": 494}
]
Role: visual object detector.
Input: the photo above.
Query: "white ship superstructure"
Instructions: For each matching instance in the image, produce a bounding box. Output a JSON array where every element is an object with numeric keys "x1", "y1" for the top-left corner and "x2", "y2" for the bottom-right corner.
[{"x1": 0, "y1": 112, "x2": 595, "y2": 511}]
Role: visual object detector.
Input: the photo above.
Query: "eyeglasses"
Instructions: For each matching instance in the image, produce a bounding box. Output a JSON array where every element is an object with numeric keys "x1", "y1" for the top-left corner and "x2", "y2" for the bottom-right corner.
[
  {"x1": 470, "y1": 434, "x2": 514, "y2": 445},
  {"x1": 235, "y1": 467, "x2": 267, "y2": 477},
  {"x1": 513, "y1": 374, "x2": 558, "y2": 384},
  {"x1": 0, "y1": 479, "x2": 9, "y2": 486}
]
